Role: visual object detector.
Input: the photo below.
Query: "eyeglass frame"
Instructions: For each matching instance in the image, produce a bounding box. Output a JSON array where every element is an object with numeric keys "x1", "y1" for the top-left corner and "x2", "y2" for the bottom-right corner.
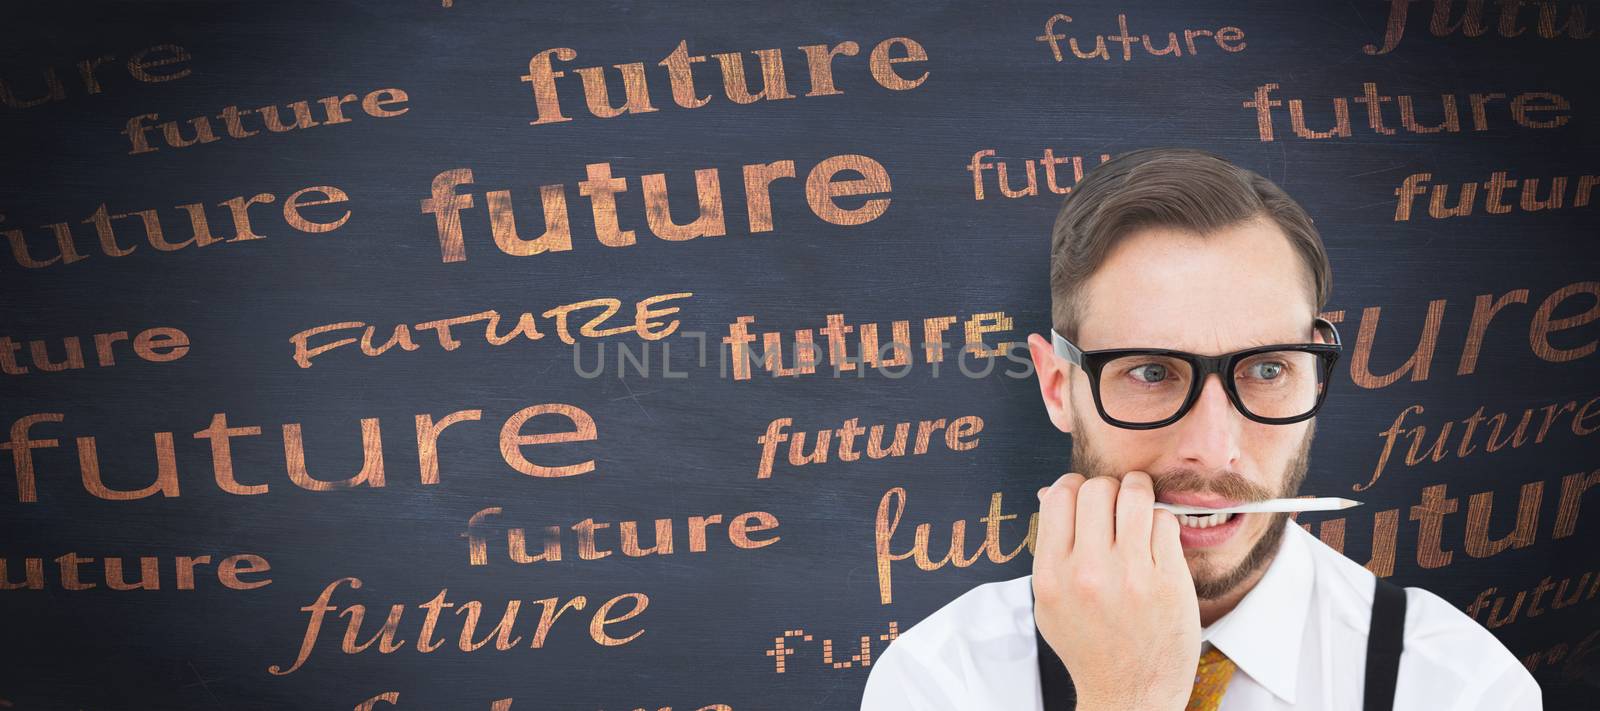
[{"x1": 1049, "y1": 316, "x2": 1343, "y2": 430}]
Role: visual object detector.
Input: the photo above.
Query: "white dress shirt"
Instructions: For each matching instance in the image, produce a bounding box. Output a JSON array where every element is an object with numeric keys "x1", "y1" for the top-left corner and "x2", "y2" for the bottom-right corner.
[{"x1": 860, "y1": 517, "x2": 1543, "y2": 710}]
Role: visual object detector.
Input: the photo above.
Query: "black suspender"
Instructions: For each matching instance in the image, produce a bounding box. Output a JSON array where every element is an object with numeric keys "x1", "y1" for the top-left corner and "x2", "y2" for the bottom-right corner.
[
  {"x1": 1029, "y1": 581, "x2": 1077, "y2": 711},
  {"x1": 1032, "y1": 575, "x2": 1408, "y2": 711},
  {"x1": 1035, "y1": 621, "x2": 1077, "y2": 710},
  {"x1": 1364, "y1": 575, "x2": 1408, "y2": 711}
]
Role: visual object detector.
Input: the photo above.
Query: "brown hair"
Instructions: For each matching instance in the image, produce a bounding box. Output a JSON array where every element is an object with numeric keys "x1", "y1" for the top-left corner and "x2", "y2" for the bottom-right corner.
[{"x1": 1049, "y1": 147, "x2": 1333, "y2": 342}]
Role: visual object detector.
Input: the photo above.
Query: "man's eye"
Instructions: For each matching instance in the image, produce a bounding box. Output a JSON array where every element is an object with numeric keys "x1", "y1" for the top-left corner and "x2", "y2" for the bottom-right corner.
[
  {"x1": 1243, "y1": 360, "x2": 1292, "y2": 381},
  {"x1": 1251, "y1": 362, "x2": 1284, "y2": 379},
  {"x1": 1130, "y1": 364, "x2": 1168, "y2": 383}
]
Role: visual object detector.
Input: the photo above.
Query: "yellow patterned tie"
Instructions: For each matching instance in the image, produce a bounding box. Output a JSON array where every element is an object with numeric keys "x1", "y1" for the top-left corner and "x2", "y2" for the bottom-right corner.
[{"x1": 1186, "y1": 644, "x2": 1237, "y2": 711}]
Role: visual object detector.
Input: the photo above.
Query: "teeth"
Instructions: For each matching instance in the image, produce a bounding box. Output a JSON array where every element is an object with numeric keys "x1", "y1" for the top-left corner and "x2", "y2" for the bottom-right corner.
[{"x1": 1177, "y1": 512, "x2": 1236, "y2": 528}]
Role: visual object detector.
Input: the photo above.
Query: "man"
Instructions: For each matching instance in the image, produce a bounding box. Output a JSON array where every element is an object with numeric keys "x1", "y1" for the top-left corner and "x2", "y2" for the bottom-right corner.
[{"x1": 859, "y1": 147, "x2": 1542, "y2": 710}]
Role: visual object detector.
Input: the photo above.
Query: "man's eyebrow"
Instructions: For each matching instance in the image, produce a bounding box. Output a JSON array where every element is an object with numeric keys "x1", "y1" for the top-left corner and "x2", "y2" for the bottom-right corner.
[
  {"x1": 1124, "y1": 332, "x2": 1307, "y2": 352},
  {"x1": 1177, "y1": 333, "x2": 1303, "y2": 353}
]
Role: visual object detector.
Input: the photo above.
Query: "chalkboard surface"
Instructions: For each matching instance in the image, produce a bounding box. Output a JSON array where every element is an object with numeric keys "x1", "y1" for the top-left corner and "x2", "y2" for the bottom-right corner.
[{"x1": 2, "y1": 1, "x2": 1597, "y2": 709}]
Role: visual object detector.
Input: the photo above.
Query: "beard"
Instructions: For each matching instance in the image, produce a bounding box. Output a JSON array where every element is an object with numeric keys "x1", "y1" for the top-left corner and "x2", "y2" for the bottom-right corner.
[{"x1": 1067, "y1": 418, "x2": 1315, "y2": 601}]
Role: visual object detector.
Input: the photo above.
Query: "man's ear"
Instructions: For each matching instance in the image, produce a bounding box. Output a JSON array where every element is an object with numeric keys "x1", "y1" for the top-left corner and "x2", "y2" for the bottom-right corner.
[
  {"x1": 1312, "y1": 319, "x2": 1331, "y2": 345},
  {"x1": 1027, "y1": 332, "x2": 1075, "y2": 434}
]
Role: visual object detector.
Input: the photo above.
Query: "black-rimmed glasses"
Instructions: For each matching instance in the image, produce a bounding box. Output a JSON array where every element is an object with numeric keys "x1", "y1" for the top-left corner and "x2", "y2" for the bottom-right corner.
[{"x1": 1050, "y1": 317, "x2": 1343, "y2": 430}]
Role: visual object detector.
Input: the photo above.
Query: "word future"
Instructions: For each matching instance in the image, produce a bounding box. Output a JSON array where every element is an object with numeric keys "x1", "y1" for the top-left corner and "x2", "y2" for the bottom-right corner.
[
  {"x1": 1035, "y1": 13, "x2": 1245, "y2": 62},
  {"x1": 2, "y1": 184, "x2": 350, "y2": 271},
  {"x1": 1394, "y1": 171, "x2": 1598, "y2": 220},
  {"x1": 967, "y1": 149, "x2": 1113, "y2": 200},
  {"x1": 123, "y1": 87, "x2": 409, "y2": 155},
  {"x1": 0, "y1": 44, "x2": 191, "y2": 109},
  {"x1": 418, "y1": 155, "x2": 891, "y2": 262},
  {"x1": 1242, "y1": 82, "x2": 1570, "y2": 141},
  {"x1": 2, "y1": 402, "x2": 601, "y2": 503},
  {"x1": 2, "y1": 326, "x2": 189, "y2": 376},
  {"x1": 1364, "y1": 0, "x2": 1595, "y2": 55},
  {"x1": 754, "y1": 414, "x2": 984, "y2": 479},
  {"x1": 522, "y1": 36, "x2": 928, "y2": 124}
]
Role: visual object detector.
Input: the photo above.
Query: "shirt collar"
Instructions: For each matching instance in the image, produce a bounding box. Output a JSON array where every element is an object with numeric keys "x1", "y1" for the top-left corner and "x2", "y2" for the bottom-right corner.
[{"x1": 1199, "y1": 517, "x2": 1315, "y2": 706}]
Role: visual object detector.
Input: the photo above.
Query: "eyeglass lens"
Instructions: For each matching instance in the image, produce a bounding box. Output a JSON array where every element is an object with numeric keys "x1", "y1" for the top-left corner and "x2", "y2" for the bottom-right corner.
[{"x1": 1098, "y1": 350, "x2": 1325, "y2": 424}]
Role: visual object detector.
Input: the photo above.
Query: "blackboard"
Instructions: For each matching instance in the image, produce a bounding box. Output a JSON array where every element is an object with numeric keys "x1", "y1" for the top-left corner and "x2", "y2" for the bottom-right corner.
[{"x1": 2, "y1": 0, "x2": 1597, "y2": 708}]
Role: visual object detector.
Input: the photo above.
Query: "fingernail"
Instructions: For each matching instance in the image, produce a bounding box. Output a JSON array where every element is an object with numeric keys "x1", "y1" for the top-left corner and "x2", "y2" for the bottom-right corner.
[{"x1": 1037, "y1": 487, "x2": 1048, "y2": 500}]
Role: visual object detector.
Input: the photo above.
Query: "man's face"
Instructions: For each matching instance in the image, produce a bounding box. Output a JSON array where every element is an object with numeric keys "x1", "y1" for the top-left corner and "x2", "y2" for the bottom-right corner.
[
  {"x1": 1068, "y1": 410, "x2": 1311, "y2": 600},
  {"x1": 1027, "y1": 216, "x2": 1325, "y2": 601}
]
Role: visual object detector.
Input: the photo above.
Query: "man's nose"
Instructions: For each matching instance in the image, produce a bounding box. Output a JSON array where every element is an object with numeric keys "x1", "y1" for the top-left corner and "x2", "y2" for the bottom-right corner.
[{"x1": 1172, "y1": 372, "x2": 1243, "y2": 472}]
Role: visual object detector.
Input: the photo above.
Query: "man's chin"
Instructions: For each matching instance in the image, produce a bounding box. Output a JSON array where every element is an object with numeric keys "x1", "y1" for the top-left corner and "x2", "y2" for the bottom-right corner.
[
  {"x1": 1189, "y1": 512, "x2": 1291, "y2": 599},
  {"x1": 1185, "y1": 553, "x2": 1234, "y2": 585}
]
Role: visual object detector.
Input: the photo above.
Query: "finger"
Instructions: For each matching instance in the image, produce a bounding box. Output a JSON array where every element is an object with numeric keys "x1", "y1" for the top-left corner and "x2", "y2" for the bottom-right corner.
[
  {"x1": 1055, "y1": 473, "x2": 1087, "y2": 554},
  {"x1": 1034, "y1": 473, "x2": 1086, "y2": 564},
  {"x1": 1074, "y1": 474, "x2": 1117, "y2": 553},
  {"x1": 1114, "y1": 471, "x2": 1155, "y2": 557},
  {"x1": 1151, "y1": 508, "x2": 1190, "y2": 576}
]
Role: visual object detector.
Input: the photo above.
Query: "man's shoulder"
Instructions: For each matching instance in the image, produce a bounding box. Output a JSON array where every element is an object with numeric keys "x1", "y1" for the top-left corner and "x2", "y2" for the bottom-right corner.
[
  {"x1": 861, "y1": 574, "x2": 1038, "y2": 708},
  {"x1": 1293, "y1": 524, "x2": 1541, "y2": 698},
  {"x1": 892, "y1": 573, "x2": 1036, "y2": 654},
  {"x1": 915, "y1": 576, "x2": 1024, "y2": 637},
  {"x1": 1396, "y1": 584, "x2": 1540, "y2": 690}
]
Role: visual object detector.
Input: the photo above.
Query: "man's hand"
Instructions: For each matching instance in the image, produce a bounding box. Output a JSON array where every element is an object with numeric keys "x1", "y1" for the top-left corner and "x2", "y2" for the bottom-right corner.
[{"x1": 1032, "y1": 471, "x2": 1201, "y2": 711}]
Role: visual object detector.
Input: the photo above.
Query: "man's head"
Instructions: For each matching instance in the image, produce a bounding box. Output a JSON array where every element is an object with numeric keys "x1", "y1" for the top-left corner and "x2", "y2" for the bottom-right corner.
[{"x1": 1025, "y1": 147, "x2": 1334, "y2": 601}]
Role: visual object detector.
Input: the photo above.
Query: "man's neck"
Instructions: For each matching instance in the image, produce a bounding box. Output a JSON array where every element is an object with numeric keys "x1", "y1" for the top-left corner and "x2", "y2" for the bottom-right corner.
[{"x1": 1197, "y1": 546, "x2": 1280, "y2": 628}]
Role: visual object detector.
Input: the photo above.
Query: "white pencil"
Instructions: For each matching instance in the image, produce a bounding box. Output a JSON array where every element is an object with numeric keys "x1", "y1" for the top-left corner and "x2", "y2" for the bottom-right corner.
[{"x1": 1152, "y1": 497, "x2": 1362, "y2": 516}]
